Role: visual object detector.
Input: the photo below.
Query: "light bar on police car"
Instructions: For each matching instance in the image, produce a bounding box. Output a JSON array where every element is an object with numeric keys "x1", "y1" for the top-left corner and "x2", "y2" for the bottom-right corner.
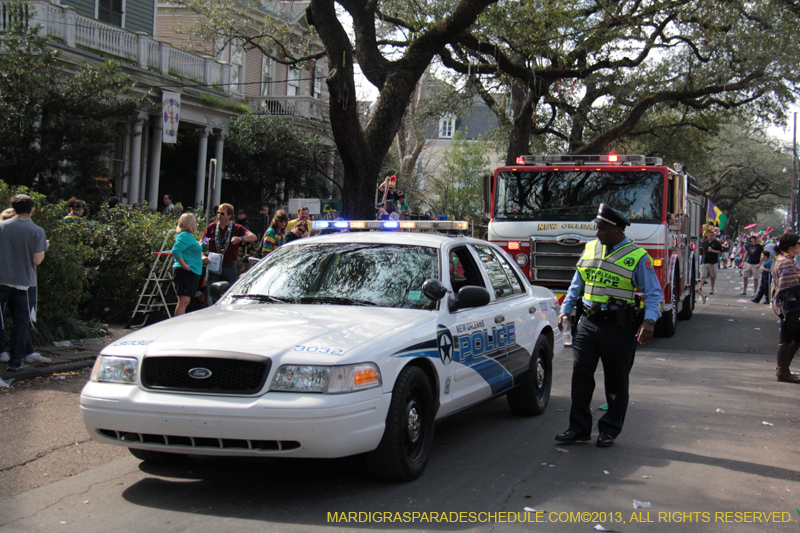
[
  {"x1": 311, "y1": 220, "x2": 469, "y2": 231},
  {"x1": 514, "y1": 154, "x2": 663, "y2": 166}
]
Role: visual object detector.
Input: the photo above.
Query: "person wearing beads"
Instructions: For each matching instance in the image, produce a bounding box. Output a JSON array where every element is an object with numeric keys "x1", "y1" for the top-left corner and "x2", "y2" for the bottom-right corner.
[
  {"x1": 201, "y1": 203, "x2": 256, "y2": 306},
  {"x1": 770, "y1": 232, "x2": 800, "y2": 383},
  {"x1": 63, "y1": 197, "x2": 86, "y2": 223},
  {"x1": 260, "y1": 210, "x2": 289, "y2": 256},
  {"x1": 0, "y1": 195, "x2": 48, "y2": 372}
]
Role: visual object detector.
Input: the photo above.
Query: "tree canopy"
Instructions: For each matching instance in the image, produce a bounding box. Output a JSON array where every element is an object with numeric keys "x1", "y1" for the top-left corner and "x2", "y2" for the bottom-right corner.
[
  {"x1": 436, "y1": 0, "x2": 800, "y2": 163},
  {"x1": 0, "y1": 2, "x2": 142, "y2": 200},
  {"x1": 223, "y1": 114, "x2": 332, "y2": 211}
]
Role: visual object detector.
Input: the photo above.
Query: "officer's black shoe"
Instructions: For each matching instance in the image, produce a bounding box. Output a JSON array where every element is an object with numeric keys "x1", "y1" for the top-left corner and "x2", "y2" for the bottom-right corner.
[
  {"x1": 596, "y1": 434, "x2": 615, "y2": 447},
  {"x1": 555, "y1": 430, "x2": 591, "y2": 443}
]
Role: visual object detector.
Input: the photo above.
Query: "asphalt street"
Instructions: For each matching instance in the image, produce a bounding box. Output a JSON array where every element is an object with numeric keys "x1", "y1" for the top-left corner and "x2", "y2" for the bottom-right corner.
[{"x1": 0, "y1": 267, "x2": 798, "y2": 532}]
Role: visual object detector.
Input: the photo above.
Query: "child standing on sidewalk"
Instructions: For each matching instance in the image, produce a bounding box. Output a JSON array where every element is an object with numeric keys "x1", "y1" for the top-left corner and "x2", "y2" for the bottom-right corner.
[{"x1": 752, "y1": 251, "x2": 772, "y2": 304}]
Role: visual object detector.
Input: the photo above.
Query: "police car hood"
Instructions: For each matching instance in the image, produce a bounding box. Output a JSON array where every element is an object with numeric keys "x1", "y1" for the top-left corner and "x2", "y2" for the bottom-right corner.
[{"x1": 107, "y1": 304, "x2": 429, "y2": 362}]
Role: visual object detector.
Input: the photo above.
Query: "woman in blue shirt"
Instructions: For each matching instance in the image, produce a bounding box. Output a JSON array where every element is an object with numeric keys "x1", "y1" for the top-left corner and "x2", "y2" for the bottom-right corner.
[{"x1": 172, "y1": 213, "x2": 203, "y2": 316}]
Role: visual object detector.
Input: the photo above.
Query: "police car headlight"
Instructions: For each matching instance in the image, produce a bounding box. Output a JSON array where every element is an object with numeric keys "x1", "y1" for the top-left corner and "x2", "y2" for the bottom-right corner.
[
  {"x1": 515, "y1": 253, "x2": 528, "y2": 266},
  {"x1": 91, "y1": 356, "x2": 137, "y2": 384},
  {"x1": 270, "y1": 363, "x2": 382, "y2": 394}
]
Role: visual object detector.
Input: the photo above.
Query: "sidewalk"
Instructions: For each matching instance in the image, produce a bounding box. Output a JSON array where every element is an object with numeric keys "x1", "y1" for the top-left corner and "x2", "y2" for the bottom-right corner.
[{"x1": 0, "y1": 326, "x2": 131, "y2": 385}]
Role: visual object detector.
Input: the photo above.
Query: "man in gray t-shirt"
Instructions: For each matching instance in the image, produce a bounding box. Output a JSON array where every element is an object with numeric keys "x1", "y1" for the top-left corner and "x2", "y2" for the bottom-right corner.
[{"x1": 0, "y1": 195, "x2": 47, "y2": 371}]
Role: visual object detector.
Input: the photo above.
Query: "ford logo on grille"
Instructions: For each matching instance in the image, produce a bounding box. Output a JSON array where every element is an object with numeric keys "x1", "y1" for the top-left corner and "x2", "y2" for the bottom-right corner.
[
  {"x1": 188, "y1": 367, "x2": 212, "y2": 379},
  {"x1": 557, "y1": 237, "x2": 581, "y2": 245}
]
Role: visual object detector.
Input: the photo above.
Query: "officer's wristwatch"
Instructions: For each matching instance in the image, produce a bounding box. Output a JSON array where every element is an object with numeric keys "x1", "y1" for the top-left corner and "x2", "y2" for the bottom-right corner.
[{"x1": 643, "y1": 318, "x2": 656, "y2": 325}]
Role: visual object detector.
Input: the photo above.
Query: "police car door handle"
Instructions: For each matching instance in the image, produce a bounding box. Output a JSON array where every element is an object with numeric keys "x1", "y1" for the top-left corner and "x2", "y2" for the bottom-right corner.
[{"x1": 495, "y1": 315, "x2": 505, "y2": 324}]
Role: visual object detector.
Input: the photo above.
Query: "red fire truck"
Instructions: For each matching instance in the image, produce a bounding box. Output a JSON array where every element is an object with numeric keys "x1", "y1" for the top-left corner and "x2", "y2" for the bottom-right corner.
[{"x1": 483, "y1": 154, "x2": 703, "y2": 337}]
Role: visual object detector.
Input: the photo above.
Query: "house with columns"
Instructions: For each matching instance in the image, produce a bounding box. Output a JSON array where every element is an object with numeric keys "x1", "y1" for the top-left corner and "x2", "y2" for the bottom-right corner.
[
  {"x1": 2, "y1": 0, "x2": 332, "y2": 210},
  {"x1": 156, "y1": 0, "x2": 336, "y2": 202}
]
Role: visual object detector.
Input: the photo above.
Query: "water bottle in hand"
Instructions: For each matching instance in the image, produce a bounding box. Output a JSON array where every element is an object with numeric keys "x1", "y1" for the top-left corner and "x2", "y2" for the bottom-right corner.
[{"x1": 561, "y1": 316, "x2": 573, "y2": 346}]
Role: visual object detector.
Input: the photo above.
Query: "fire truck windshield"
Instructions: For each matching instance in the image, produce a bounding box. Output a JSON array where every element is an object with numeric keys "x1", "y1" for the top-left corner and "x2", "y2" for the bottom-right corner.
[{"x1": 494, "y1": 170, "x2": 663, "y2": 222}]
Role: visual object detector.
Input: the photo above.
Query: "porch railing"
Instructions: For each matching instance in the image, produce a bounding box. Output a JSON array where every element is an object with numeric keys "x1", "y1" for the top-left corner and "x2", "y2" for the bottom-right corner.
[{"x1": 1, "y1": 0, "x2": 231, "y2": 93}]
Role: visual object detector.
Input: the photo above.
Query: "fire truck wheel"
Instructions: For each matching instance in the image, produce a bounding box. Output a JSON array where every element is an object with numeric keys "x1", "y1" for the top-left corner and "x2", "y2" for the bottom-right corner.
[
  {"x1": 656, "y1": 273, "x2": 679, "y2": 337},
  {"x1": 507, "y1": 335, "x2": 552, "y2": 416},
  {"x1": 678, "y1": 268, "x2": 695, "y2": 320}
]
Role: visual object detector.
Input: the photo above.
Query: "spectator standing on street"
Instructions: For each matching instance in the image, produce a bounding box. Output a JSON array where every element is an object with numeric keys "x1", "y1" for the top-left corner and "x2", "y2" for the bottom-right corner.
[
  {"x1": 720, "y1": 235, "x2": 730, "y2": 268},
  {"x1": 202, "y1": 203, "x2": 257, "y2": 306},
  {"x1": 0, "y1": 208, "x2": 50, "y2": 365},
  {"x1": 261, "y1": 210, "x2": 289, "y2": 256},
  {"x1": 752, "y1": 251, "x2": 772, "y2": 305},
  {"x1": 236, "y1": 209, "x2": 251, "y2": 231},
  {"x1": 770, "y1": 233, "x2": 800, "y2": 383},
  {"x1": 695, "y1": 231, "x2": 723, "y2": 303},
  {"x1": 0, "y1": 195, "x2": 49, "y2": 372},
  {"x1": 63, "y1": 197, "x2": 85, "y2": 223},
  {"x1": 162, "y1": 194, "x2": 175, "y2": 215},
  {"x1": 764, "y1": 238, "x2": 776, "y2": 260},
  {"x1": 172, "y1": 214, "x2": 203, "y2": 316},
  {"x1": 741, "y1": 235, "x2": 764, "y2": 295},
  {"x1": 285, "y1": 219, "x2": 308, "y2": 243},
  {"x1": 286, "y1": 206, "x2": 310, "y2": 234},
  {"x1": 256, "y1": 205, "x2": 270, "y2": 239}
]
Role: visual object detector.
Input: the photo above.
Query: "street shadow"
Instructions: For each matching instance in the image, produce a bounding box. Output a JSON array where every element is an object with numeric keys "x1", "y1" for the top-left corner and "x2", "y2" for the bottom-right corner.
[{"x1": 120, "y1": 396, "x2": 572, "y2": 530}]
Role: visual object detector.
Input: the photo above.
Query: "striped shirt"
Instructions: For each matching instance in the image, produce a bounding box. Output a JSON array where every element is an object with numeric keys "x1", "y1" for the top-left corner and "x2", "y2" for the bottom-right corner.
[{"x1": 260, "y1": 227, "x2": 285, "y2": 256}]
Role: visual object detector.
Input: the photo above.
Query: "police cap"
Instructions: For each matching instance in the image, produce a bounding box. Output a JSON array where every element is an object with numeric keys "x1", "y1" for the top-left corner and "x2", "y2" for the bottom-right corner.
[{"x1": 593, "y1": 203, "x2": 630, "y2": 228}]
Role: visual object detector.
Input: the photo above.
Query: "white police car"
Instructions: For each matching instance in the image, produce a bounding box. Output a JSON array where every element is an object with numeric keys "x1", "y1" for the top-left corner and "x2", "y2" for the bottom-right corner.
[{"x1": 81, "y1": 223, "x2": 563, "y2": 481}]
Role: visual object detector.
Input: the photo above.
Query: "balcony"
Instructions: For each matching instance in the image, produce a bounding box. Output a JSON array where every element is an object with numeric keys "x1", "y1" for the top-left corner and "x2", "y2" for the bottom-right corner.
[
  {"x1": 1, "y1": 0, "x2": 231, "y2": 93},
  {"x1": 247, "y1": 95, "x2": 328, "y2": 122}
]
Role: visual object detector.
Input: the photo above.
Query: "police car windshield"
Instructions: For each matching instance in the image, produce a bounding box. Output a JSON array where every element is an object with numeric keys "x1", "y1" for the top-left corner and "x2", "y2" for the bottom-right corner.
[
  {"x1": 231, "y1": 243, "x2": 439, "y2": 310},
  {"x1": 494, "y1": 170, "x2": 663, "y2": 222}
]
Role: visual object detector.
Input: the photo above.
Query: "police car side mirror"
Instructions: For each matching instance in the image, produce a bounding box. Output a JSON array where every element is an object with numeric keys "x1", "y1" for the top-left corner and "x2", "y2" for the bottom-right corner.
[
  {"x1": 422, "y1": 279, "x2": 448, "y2": 300},
  {"x1": 210, "y1": 281, "x2": 230, "y2": 301},
  {"x1": 449, "y1": 286, "x2": 491, "y2": 312}
]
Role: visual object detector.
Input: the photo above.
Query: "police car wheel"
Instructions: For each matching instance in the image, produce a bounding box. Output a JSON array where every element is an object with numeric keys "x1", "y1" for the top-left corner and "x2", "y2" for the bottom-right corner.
[
  {"x1": 507, "y1": 335, "x2": 552, "y2": 416},
  {"x1": 366, "y1": 366, "x2": 434, "y2": 481},
  {"x1": 128, "y1": 448, "x2": 186, "y2": 463}
]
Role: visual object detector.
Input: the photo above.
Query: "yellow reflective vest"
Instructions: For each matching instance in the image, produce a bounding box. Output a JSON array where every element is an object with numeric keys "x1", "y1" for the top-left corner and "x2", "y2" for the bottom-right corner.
[{"x1": 576, "y1": 240, "x2": 648, "y2": 303}]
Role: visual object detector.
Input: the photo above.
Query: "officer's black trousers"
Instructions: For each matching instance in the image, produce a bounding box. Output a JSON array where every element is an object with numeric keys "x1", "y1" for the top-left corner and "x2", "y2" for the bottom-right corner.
[{"x1": 568, "y1": 316, "x2": 638, "y2": 438}]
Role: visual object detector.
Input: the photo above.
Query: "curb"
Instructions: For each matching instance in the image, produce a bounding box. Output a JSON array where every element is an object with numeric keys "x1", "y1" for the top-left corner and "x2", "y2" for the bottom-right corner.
[{"x1": 2, "y1": 356, "x2": 98, "y2": 383}]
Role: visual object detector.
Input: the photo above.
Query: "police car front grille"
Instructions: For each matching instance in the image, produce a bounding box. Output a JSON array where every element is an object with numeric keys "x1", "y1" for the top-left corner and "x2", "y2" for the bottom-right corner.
[
  {"x1": 531, "y1": 239, "x2": 586, "y2": 284},
  {"x1": 141, "y1": 356, "x2": 270, "y2": 394},
  {"x1": 98, "y1": 429, "x2": 300, "y2": 452}
]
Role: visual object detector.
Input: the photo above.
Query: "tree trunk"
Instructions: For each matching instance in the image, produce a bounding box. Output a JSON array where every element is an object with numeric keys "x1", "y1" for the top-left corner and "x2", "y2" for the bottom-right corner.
[
  {"x1": 506, "y1": 84, "x2": 536, "y2": 165},
  {"x1": 308, "y1": 0, "x2": 497, "y2": 220}
]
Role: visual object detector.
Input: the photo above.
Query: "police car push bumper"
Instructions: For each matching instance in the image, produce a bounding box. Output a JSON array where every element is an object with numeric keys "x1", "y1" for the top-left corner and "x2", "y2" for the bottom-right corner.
[{"x1": 81, "y1": 382, "x2": 391, "y2": 458}]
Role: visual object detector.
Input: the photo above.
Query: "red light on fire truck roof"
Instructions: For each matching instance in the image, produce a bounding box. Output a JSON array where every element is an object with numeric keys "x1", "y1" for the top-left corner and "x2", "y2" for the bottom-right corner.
[
  {"x1": 508, "y1": 241, "x2": 520, "y2": 250},
  {"x1": 516, "y1": 157, "x2": 525, "y2": 164},
  {"x1": 607, "y1": 154, "x2": 619, "y2": 162}
]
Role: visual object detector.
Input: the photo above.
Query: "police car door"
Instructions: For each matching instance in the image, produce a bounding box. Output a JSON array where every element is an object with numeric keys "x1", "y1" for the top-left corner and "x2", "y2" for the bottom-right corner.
[
  {"x1": 471, "y1": 244, "x2": 532, "y2": 381},
  {"x1": 441, "y1": 245, "x2": 515, "y2": 414}
]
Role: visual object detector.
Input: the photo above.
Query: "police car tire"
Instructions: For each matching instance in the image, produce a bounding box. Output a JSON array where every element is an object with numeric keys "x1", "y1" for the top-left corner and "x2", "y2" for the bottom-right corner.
[
  {"x1": 507, "y1": 336, "x2": 552, "y2": 417},
  {"x1": 128, "y1": 447, "x2": 186, "y2": 463},
  {"x1": 365, "y1": 366, "x2": 434, "y2": 481}
]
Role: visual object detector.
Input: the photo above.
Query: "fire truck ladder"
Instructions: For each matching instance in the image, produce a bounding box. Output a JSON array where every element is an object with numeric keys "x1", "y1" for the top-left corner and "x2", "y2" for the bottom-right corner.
[{"x1": 127, "y1": 230, "x2": 178, "y2": 329}]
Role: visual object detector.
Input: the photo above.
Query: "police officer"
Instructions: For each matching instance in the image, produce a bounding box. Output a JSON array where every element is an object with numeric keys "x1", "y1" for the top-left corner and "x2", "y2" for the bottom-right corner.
[{"x1": 556, "y1": 204, "x2": 663, "y2": 447}]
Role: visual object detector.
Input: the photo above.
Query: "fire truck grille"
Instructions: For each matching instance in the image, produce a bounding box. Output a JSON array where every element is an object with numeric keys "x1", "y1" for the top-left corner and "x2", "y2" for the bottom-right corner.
[
  {"x1": 530, "y1": 240, "x2": 587, "y2": 284},
  {"x1": 141, "y1": 356, "x2": 270, "y2": 394}
]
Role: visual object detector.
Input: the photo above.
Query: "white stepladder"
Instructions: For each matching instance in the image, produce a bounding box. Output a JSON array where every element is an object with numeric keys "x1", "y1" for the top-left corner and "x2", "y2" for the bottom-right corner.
[{"x1": 127, "y1": 230, "x2": 178, "y2": 329}]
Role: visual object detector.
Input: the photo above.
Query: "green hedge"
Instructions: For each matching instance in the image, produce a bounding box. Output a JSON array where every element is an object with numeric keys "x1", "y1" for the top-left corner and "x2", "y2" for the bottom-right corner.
[{"x1": 0, "y1": 182, "x2": 203, "y2": 342}]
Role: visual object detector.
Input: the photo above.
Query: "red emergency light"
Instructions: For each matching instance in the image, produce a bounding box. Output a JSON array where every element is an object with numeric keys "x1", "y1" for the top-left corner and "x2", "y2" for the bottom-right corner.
[{"x1": 607, "y1": 154, "x2": 618, "y2": 162}]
